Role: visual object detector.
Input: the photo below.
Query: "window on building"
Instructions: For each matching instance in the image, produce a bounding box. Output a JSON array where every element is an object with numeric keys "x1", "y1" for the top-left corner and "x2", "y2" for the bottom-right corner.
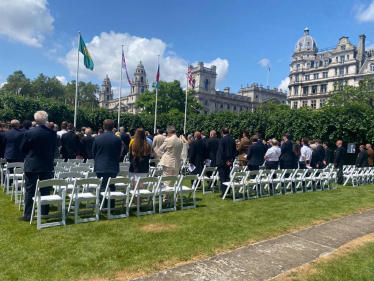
[
  {"x1": 141, "y1": 86, "x2": 144, "y2": 93},
  {"x1": 344, "y1": 80, "x2": 348, "y2": 85},
  {"x1": 321, "y1": 84, "x2": 327, "y2": 93},
  {"x1": 307, "y1": 63, "x2": 311, "y2": 69},
  {"x1": 370, "y1": 63, "x2": 374, "y2": 72},
  {"x1": 320, "y1": 99, "x2": 326, "y2": 108},
  {"x1": 302, "y1": 101, "x2": 308, "y2": 107},
  {"x1": 294, "y1": 87, "x2": 299, "y2": 95},
  {"x1": 192, "y1": 79, "x2": 196, "y2": 88},
  {"x1": 341, "y1": 45, "x2": 346, "y2": 50},
  {"x1": 340, "y1": 68, "x2": 344, "y2": 75},
  {"x1": 220, "y1": 104, "x2": 223, "y2": 108},
  {"x1": 338, "y1": 81, "x2": 343, "y2": 90},
  {"x1": 324, "y1": 60, "x2": 329, "y2": 66},
  {"x1": 106, "y1": 95, "x2": 110, "y2": 101},
  {"x1": 240, "y1": 106, "x2": 242, "y2": 110},
  {"x1": 204, "y1": 111, "x2": 208, "y2": 115},
  {"x1": 311, "y1": 100, "x2": 317, "y2": 109},
  {"x1": 293, "y1": 101, "x2": 298, "y2": 109},
  {"x1": 205, "y1": 79, "x2": 209, "y2": 91},
  {"x1": 132, "y1": 86, "x2": 134, "y2": 93},
  {"x1": 106, "y1": 87, "x2": 109, "y2": 93},
  {"x1": 346, "y1": 67, "x2": 349, "y2": 74},
  {"x1": 204, "y1": 100, "x2": 208, "y2": 105},
  {"x1": 295, "y1": 74, "x2": 299, "y2": 82},
  {"x1": 141, "y1": 77, "x2": 143, "y2": 83},
  {"x1": 335, "y1": 69, "x2": 338, "y2": 76},
  {"x1": 256, "y1": 95, "x2": 258, "y2": 99},
  {"x1": 234, "y1": 105, "x2": 236, "y2": 110},
  {"x1": 340, "y1": 56, "x2": 345, "y2": 63},
  {"x1": 314, "y1": 74, "x2": 319, "y2": 79},
  {"x1": 335, "y1": 57, "x2": 338, "y2": 63},
  {"x1": 305, "y1": 75, "x2": 310, "y2": 81},
  {"x1": 315, "y1": 61, "x2": 320, "y2": 67},
  {"x1": 303, "y1": 86, "x2": 309, "y2": 95},
  {"x1": 312, "y1": 85, "x2": 318, "y2": 94},
  {"x1": 296, "y1": 64, "x2": 300, "y2": 70},
  {"x1": 347, "y1": 54, "x2": 349, "y2": 60},
  {"x1": 323, "y1": 72, "x2": 328, "y2": 78},
  {"x1": 227, "y1": 104, "x2": 230, "y2": 109}
]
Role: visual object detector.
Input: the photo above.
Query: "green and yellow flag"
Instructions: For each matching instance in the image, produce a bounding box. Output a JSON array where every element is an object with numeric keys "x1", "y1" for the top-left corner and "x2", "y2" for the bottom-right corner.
[{"x1": 78, "y1": 35, "x2": 94, "y2": 70}]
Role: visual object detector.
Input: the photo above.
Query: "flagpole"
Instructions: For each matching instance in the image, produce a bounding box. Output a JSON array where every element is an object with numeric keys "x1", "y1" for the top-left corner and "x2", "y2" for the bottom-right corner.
[
  {"x1": 118, "y1": 44, "x2": 123, "y2": 131},
  {"x1": 184, "y1": 65, "x2": 188, "y2": 135},
  {"x1": 154, "y1": 55, "x2": 159, "y2": 135},
  {"x1": 74, "y1": 31, "x2": 80, "y2": 129},
  {"x1": 267, "y1": 65, "x2": 269, "y2": 88}
]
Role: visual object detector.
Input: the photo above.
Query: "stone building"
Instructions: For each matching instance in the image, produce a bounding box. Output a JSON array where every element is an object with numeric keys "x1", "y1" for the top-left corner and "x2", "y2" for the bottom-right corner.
[
  {"x1": 288, "y1": 28, "x2": 374, "y2": 109},
  {"x1": 99, "y1": 62, "x2": 287, "y2": 114}
]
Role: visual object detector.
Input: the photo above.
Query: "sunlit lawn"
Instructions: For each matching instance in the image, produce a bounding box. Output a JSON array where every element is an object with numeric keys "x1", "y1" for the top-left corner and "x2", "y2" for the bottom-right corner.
[{"x1": 1, "y1": 184, "x2": 374, "y2": 280}]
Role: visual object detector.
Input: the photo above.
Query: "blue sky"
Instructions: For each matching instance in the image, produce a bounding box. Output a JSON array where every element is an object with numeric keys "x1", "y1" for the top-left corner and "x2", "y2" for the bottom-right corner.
[{"x1": 1, "y1": 0, "x2": 374, "y2": 96}]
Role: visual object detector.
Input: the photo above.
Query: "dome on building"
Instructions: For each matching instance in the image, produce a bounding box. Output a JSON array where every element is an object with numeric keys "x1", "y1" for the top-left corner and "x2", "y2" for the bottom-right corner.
[
  {"x1": 294, "y1": 28, "x2": 317, "y2": 52},
  {"x1": 137, "y1": 61, "x2": 144, "y2": 69},
  {"x1": 103, "y1": 75, "x2": 111, "y2": 85}
]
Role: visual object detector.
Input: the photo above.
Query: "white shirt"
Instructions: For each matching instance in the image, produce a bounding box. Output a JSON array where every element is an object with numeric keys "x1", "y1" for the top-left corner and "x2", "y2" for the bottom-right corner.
[
  {"x1": 265, "y1": 146, "x2": 281, "y2": 161},
  {"x1": 300, "y1": 145, "x2": 312, "y2": 162},
  {"x1": 57, "y1": 129, "x2": 68, "y2": 138}
]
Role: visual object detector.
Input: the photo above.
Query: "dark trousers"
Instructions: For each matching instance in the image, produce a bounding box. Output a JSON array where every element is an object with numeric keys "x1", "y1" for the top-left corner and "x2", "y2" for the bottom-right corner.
[
  {"x1": 247, "y1": 165, "x2": 260, "y2": 171},
  {"x1": 97, "y1": 173, "x2": 117, "y2": 209},
  {"x1": 335, "y1": 164, "x2": 344, "y2": 184},
  {"x1": 217, "y1": 165, "x2": 231, "y2": 194},
  {"x1": 24, "y1": 172, "x2": 53, "y2": 218},
  {"x1": 265, "y1": 161, "x2": 279, "y2": 170},
  {"x1": 280, "y1": 160, "x2": 292, "y2": 169}
]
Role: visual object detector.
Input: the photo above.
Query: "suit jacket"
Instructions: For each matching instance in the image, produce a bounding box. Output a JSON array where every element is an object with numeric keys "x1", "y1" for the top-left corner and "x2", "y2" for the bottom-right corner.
[
  {"x1": 21, "y1": 125, "x2": 56, "y2": 173},
  {"x1": 81, "y1": 135, "x2": 94, "y2": 160},
  {"x1": 247, "y1": 142, "x2": 265, "y2": 166},
  {"x1": 189, "y1": 139, "x2": 206, "y2": 175},
  {"x1": 92, "y1": 131, "x2": 122, "y2": 174},
  {"x1": 257, "y1": 139, "x2": 268, "y2": 154},
  {"x1": 317, "y1": 145, "x2": 325, "y2": 166},
  {"x1": 4, "y1": 128, "x2": 25, "y2": 161},
  {"x1": 310, "y1": 150, "x2": 320, "y2": 168},
  {"x1": 0, "y1": 131, "x2": 5, "y2": 159},
  {"x1": 324, "y1": 146, "x2": 331, "y2": 165},
  {"x1": 152, "y1": 134, "x2": 166, "y2": 159},
  {"x1": 280, "y1": 140, "x2": 293, "y2": 162},
  {"x1": 334, "y1": 146, "x2": 346, "y2": 167},
  {"x1": 216, "y1": 134, "x2": 236, "y2": 166},
  {"x1": 237, "y1": 137, "x2": 250, "y2": 163},
  {"x1": 356, "y1": 150, "x2": 369, "y2": 168},
  {"x1": 159, "y1": 134, "x2": 183, "y2": 169},
  {"x1": 367, "y1": 147, "x2": 374, "y2": 166},
  {"x1": 206, "y1": 137, "x2": 219, "y2": 167},
  {"x1": 61, "y1": 131, "x2": 80, "y2": 159}
]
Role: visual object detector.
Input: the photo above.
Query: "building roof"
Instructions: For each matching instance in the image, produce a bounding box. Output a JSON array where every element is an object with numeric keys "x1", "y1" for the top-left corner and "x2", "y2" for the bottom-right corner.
[{"x1": 295, "y1": 28, "x2": 317, "y2": 52}]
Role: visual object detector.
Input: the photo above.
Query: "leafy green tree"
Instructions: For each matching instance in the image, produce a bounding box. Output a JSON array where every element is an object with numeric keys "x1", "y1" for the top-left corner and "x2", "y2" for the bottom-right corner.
[
  {"x1": 65, "y1": 80, "x2": 99, "y2": 108},
  {"x1": 1, "y1": 70, "x2": 31, "y2": 96},
  {"x1": 135, "y1": 80, "x2": 202, "y2": 114},
  {"x1": 31, "y1": 74, "x2": 66, "y2": 100}
]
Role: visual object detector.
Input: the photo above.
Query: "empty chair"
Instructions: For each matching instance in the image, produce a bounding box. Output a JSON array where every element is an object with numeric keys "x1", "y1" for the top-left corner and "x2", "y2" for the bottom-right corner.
[
  {"x1": 53, "y1": 159, "x2": 64, "y2": 164},
  {"x1": 245, "y1": 170, "x2": 261, "y2": 199},
  {"x1": 282, "y1": 169, "x2": 295, "y2": 194},
  {"x1": 129, "y1": 177, "x2": 159, "y2": 216},
  {"x1": 55, "y1": 172, "x2": 83, "y2": 195},
  {"x1": 100, "y1": 177, "x2": 132, "y2": 219},
  {"x1": 197, "y1": 166, "x2": 218, "y2": 194},
  {"x1": 222, "y1": 172, "x2": 248, "y2": 201},
  {"x1": 117, "y1": 171, "x2": 131, "y2": 178},
  {"x1": 68, "y1": 158, "x2": 84, "y2": 164},
  {"x1": 313, "y1": 169, "x2": 325, "y2": 191},
  {"x1": 258, "y1": 170, "x2": 273, "y2": 197},
  {"x1": 176, "y1": 175, "x2": 199, "y2": 210},
  {"x1": 86, "y1": 172, "x2": 97, "y2": 179},
  {"x1": 120, "y1": 166, "x2": 130, "y2": 172},
  {"x1": 304, "y1": 169, "x2": 316, "y2": 192},
  {"x1": 67, "y1": 178, "x2": 102, "y2": 224},
  {"x1": 70, "y1": 166, "x2": 91, "y2": 173},
  {"x1": 30, "y1": 179, "x2": 68, "y2": 230},
  {"x1": 86, "y1": 159, "x2": 94, "y2": 164},
  {"x1": 18, "y1": 173, "x2": 26, "y2": 211},
  {"x1": 293, "y1": 169, "x2": 305, "y2": 193},
  {"x1": 53, "y1": 166, "x2": 66, "y2": 178},
  {"x1": 0, "y1": 159, "x2": 7, "y2": 187},
  {"x1": 229, "y1": 166, "x2": 247, "y2": 179},
  {"x1": 56, "y1": 162, "x2": 75, "y2": 171},
  {"x1": 5, "y1": 162, "x2": 24, "y2": 195},
  {"x1": 320, "y1": 169, "x2": 332, "y2": 190},
  {"x1": 151, "y1": 169, "x2": 163, "y2": 177},
  {"x1": 271, "y1": 170, "x2": 283, "y2": 196},
  {"x1": 11, "y1": 167, "x2": 24, "y2": 203},
  {"x1": 79, "y1": 163, "x2": 94, "y2": 169},
  {"x1": 119, "y1": 162, "x2": 130, "y2": 167},
  {"x1": 156, "y1": 175, "x2": 179, "y2": 213}
]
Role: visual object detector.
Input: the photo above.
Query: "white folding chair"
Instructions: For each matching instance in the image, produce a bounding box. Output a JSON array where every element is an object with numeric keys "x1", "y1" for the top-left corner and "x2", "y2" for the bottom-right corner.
[
  {"x1": 100, "y1": 177, "x2": 132, "y2": 219},
  {"x1": 68, "y1": 158, "x2": 84, "y2": 164},
  {"x1": 223, "y1": 172, "x2": 248, "y2": 201},
  {"x1": 176, "y1": 175, "x2": 199, "y2": 210},
  {"x1": 229, "y1": 166, "x2": 247, "y2": 179},
  {"x1": 5, "y1": 162, "x2": 24, "y2": 195},
  {"x1": 271, "y1": 170, "x2": 283, "y2": 196},
  {"x1": 67, "y1": 178, "x2": 102, "y2": 224},
  {"x1": 30, "y1": 179, "x2": 68, "y2": 230},
  {"x1": 129, "y1": 177, "x2": 159, "y2": 217},
  {"x1": 197, "y1": 166, "x2": 218, "y2": 194},
  {"x1": 293, "y1": 169, "x2": 305, "y2": 193},
  {"x1": 86, "y1": 159, "x2": 94, "y2": 164},
  {"x1": 55, "y1": 172, "x2": 83, "y2": 195},
  {"x1": 18, "y1": 173, "x2": 26, "y2": 211},
  {"x1": 70, "y1": 166, "x2": 91, "y2": 173},
  {"x1": 156, "y1": 175, "x2": 179, "y2": 213},
  {"x1": 0, "y1": 159, "x2": 7, "y2": 187},
  {"x1": 54, "y1": 166, "x2": 66, "y2": 178},
  {"x1": 282, "y1": 169, "x2": 295, "y2": 195},
  {"x1": 56, "y1": 162, "x2": 75, "y2": 171},
  {"x1": 304, "y1": 169, "x2": 316, "y2": 192},
  {"x1": 259, "y1": 170, "x2": 273, "y2": 197},
  {"x1": 11, "y1": 167, "x2": 24, "y2": 203},
  {"x1": 313, "y1": 169, "x2": 324, "y2": 191},
  {"x1": 245, "y1": 170, "x2": 261, "y2": 199},
  {"x1": 53, "y1": 159, "x2": 64, "y2": 164}
]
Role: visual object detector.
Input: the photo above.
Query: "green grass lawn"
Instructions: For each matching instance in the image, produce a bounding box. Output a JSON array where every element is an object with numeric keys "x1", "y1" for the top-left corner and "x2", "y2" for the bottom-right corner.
[
  {"x1": 1, "y1": 185, "x2": 374, "y2": 280},
  {"x1": 280, "y1": 235, "x2": 374, "y2": 281}
]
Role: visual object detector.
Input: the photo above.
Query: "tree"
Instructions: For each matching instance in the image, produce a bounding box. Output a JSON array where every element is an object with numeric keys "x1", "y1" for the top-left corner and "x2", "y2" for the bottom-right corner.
[
  {"x1": 31, "y1": 74, "x2": 66, "y2": 100},
  {"x1": 65, "y1": 80, "x2": 99, "y2": 108},
  {"x1": 1, "y1": 70, "x2": 31, "y2": 96},
  {"x1": 135, "y1": 80, "x2": 203, "y2": 114}
]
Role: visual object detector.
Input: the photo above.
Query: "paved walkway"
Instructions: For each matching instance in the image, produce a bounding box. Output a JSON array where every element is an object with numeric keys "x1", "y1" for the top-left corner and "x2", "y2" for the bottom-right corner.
[{"x1": 133, "y1": 209, "x2": 374, "y2": 281}]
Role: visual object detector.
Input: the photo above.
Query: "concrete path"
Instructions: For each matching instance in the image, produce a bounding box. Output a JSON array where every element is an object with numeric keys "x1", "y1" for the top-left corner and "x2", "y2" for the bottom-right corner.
[{"x1": 132, "y1": 209, "x2": 374, "y2": 281}]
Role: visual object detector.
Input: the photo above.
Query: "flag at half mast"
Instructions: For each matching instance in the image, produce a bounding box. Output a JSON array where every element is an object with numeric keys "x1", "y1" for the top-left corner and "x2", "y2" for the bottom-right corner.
[
  {"x1": 78, "y1": 35, "x2": 94, "y2": 70},
  {"x1": 188, "y1": 64, "x2": 194, "y2": 88},
  {"x1": 122, "y1": 51, "x2": 132, "y2": 86},
  {"x1": 155, "y1": 64, "x2": 160, "y2": 89}
]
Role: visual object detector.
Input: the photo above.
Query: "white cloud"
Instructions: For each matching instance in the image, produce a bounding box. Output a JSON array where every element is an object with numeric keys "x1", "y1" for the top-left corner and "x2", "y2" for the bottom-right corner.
[
  {"x1": 278, "y1": 77, "x2": 289, "y2": 93},
  {"x1": 0, "y1": 0, "x2": 54, "y2": 47},
  {"x1": 61, "y1": 31, "x2": 229, "y2": 93},
  {"x1": 355, "y1": 1, "x2": 374, "y2": 22},
  {"x1": 258, "y1": 58, "x2": 270, "y2": 67},
  {"x1": 366, "y1": 43, "x2": 374, "y2": 50},
  {"x1": 0, "y1": 82, "x2": 7, "y2": 89},
  {"x1": 56, "y1": 76, "x2": 67, "y2": 85}
]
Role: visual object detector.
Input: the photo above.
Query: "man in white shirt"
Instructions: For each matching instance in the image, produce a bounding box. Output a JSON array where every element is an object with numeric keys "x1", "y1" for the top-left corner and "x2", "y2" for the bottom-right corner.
[
  {"x1": 264, "y1": 139, "x2": 281, "y2": 169},
  {"x1": 299, "y1": 137, "x2": 312, "y2": 169},
  {"x1": 57, "y1": 121, "x2": 68, "y2": 138}
]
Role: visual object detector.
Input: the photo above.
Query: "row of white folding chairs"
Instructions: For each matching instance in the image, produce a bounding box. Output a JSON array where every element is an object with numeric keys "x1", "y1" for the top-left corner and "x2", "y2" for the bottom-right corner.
[
  {"x1": 222, "y1": 167, "x2": 338, "y2": 202},
  {"x1": 343, "y1": 166, "x2": 374, "y2": 186}
]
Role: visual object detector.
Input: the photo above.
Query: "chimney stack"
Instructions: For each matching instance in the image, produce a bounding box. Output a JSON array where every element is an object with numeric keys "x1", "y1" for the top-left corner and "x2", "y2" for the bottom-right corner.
[{"x1": 357, "y1": 34, "x2": 366, "y2": 68}]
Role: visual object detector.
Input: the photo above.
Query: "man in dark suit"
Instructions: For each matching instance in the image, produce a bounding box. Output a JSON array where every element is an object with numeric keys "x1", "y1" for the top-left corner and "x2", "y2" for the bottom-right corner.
[
  {"x1": 19, "y1": 111, "x2": 56, "y2": 221},
  {"x1": 93, "y1": 119, "x2": 122, "y2": 211},
  {"x1": 280, "y1": 132, "x2": 293, "y2": 169},
  {"x1": 81, "y1": 127, "x2": 94, "y2": 162},
  {"x1": 61, "y1": 123, "x2": 80, "y2": 161},
  {"x1": 3, "y1": 120, "x2": 25, "y2": 163},
  {"x1": 0, "y1": 122, "x2": 5, "y2": 159},
  {"x1": 119, "y1": 127, "x2": 130, "y2": 162},
  {"x1": 216, "y1": 127, "x2": 236, "y2": 197},
  {"x1": 323, "y1": 141, "x2": 331, "y2": 166},
  {"x1": 334, "y1": 140, "x2": 346, "y2": 184},
  {"x1": 246, "y1": 136, "x2": 265, "y2": 171},
  {"x1": 315, "y1": 139, "x2": 326, "y2": 169},
  {"x1": 356, "y1": 145, "x2": 369, "y2": 168},
  {"x1": 201, "y1": 131, "x2": 207, "y2": 143},
  {"x1": 189, "y1": 132, "x2": 207, "y2": 176},
  {"x1": 256, "y1": 133, "x2": 268, "y2": 154},
  {"x1": 206, "y1": 130, "x2": 219, "y2": 167}
]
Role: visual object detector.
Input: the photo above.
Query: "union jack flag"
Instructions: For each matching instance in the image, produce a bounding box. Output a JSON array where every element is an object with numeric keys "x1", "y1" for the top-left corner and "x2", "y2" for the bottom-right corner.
[
  {"x1": 188, "y1": 64, "x2": 194, "y2": 88},
  {"x1": 122, "y1": 51, "x2": 132, "y2": 86}
]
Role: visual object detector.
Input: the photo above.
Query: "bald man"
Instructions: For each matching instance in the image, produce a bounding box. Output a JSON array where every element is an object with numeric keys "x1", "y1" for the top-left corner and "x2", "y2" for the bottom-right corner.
[{"x1": 334, "y1": 140, "x2": 345, "y2": 184}]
